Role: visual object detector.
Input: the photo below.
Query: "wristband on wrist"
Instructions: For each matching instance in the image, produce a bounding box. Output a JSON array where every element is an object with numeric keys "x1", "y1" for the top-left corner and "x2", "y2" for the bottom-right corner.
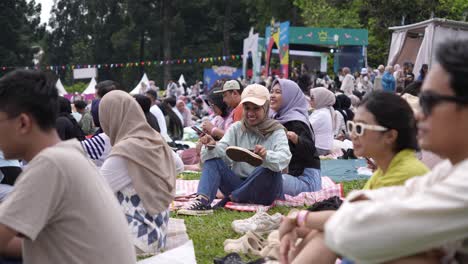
[
  {"x1": 296, "y1": 210, "x2": 309, "y2": 227},
  {"x1": 210, "y1": 127, "x2": 217, "y2": 135}
]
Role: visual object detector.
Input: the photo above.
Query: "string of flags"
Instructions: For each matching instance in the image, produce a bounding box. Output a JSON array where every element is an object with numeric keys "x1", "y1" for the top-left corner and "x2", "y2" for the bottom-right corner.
[{"x1": 1, "y1": 54, "x2": 244, "y2": 71}]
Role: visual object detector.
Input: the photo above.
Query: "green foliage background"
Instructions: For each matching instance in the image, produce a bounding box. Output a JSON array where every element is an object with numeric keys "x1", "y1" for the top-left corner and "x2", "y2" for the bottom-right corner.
[{"x1": 1, "y1": 0, "x2": 467, "y2": 89}]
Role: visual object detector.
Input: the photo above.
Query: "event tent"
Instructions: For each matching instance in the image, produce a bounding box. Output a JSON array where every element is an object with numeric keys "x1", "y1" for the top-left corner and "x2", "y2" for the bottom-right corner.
[
  {"x1": 130, "y1": 73, "x2": 150, "y2": 95},
  {"x1": 388, "y1": 18, "x2": 468, "y2": 75},
  {"x1": 178, "y1": 74, "x2": 186, "y2": 86},
  {"x1": 55, "y1": 78, "x2": 68, "y2": 96},
  {"x1": 82, "y1": 77, "x2": 97, "y2": 95}
]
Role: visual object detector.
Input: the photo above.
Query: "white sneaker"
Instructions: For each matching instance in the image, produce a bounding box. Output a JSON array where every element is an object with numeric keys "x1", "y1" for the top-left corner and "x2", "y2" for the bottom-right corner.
[{"x1": 232, "y1": 211, "x2": 282, "y2": 234}]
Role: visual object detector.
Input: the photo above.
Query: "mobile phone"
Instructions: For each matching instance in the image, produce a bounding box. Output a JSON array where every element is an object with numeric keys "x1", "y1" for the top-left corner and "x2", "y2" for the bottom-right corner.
[{"x1": 191, "y1": 126, "x2": 204, "y2": 136}]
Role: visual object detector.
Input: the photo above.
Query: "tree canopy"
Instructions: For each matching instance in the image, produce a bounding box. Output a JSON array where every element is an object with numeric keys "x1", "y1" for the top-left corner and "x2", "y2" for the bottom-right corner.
[{"x1": 1, "y1": 0, "x2": 467, "y2": 90}]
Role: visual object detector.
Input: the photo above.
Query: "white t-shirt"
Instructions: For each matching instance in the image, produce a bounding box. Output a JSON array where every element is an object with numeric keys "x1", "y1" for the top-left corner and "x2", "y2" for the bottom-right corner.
[
  {"x1": 309, "y1": 108, "x2": 334, "y2": 151},
  {"x1": 340, "y1": 74, "x2": 355, "y2": 95},
  {"x1": 100, "y1": 154, "x2": 184, "y2": 192},
  {"x1": 149, "y1": 104, "x2": 171, "y2": 142},
  {"x1": 0, "y1": 140, "x2": 136, "y2": 264}
]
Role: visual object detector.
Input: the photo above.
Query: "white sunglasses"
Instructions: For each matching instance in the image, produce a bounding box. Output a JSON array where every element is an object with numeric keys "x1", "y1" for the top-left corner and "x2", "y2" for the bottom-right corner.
[{"x1": 346, "y1": 121, "x2": 388, "y2": 136}]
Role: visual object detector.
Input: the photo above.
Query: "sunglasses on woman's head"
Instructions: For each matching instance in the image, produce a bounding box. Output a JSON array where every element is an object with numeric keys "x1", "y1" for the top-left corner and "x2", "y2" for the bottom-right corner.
[
  {"x1": 419, "y1": 91, "x2": 468, "y2": 116},
  {"x1": 346, "y1": 121, "x2": 388, "y2": 137}
]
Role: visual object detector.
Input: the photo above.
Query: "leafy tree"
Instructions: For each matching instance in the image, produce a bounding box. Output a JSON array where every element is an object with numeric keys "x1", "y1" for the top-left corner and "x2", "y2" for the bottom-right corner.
[
  {"x1": 294, "y1": 0, "x2": 361, "y2": 28},
  {"x1": 0, "y1": 0, "x2": 45, "y2": 73}
]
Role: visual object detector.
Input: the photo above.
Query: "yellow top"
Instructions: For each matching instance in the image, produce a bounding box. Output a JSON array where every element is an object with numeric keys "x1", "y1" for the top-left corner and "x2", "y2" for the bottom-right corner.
[{"x1": 363, "y1": 149, "x2": 429, "y2": 190}]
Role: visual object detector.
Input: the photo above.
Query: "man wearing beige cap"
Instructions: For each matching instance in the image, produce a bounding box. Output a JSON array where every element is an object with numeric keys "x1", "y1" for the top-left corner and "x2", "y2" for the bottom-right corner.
[
  {"x1": 202, "y1": 80, "x2": 244, "y2": 139},
  {"x1": 178, "y1": 84, "x2": 291, "y2": 216}
]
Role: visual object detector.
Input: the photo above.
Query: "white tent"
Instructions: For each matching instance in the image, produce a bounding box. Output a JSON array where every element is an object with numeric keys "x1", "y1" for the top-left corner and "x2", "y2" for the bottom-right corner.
[
  {"x1": 178, "y1": 74, "x2": 186, "y2": 86},
  {"x1": 388, "y1": 18, "x2": 468, "y2": 75},
  {"x1": 130, "y1": 73, "x2": 150, "y2": 95},
  {"x1": 82, "y1": 77, "x2": 97, "y2": 95},
  {"x1": 55, "y1": 78, "x2": 67, "y2": 96}
]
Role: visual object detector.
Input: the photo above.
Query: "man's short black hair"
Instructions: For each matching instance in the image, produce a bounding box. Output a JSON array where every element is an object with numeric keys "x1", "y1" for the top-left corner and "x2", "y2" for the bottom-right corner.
[
  {"x1": 95, "y1": 80, "x2": 120, "y2": 98},
  {"x1": 436, "y1": 40, "x2": 468, "y2": 99},
  {"x1": 145, "y1": 89, "x2": 158, "y2": 100},
  {"x1": 0, "y1": 70, "x2": 57, "y2": 130},
  {"x1": 133, "y1": 95, "x2": 151, "y2": 113},
  {"x1": 74, "y1": 100, "x2": 87, "y2": 110}
]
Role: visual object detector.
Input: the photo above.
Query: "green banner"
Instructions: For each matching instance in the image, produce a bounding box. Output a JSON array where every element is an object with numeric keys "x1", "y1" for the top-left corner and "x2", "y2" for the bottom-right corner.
[{"x1": 289, "y1": 27, "x2": 368, "y2": 46}]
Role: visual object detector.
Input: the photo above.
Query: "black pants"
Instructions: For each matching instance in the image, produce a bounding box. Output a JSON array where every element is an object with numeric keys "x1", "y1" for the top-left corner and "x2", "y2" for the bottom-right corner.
[{"x1": 0, "y1": 167, "x2": 22, "y2": 185}]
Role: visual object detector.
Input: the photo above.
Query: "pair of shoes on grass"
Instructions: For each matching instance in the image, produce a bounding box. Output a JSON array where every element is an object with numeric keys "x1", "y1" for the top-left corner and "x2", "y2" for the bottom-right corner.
[
  {"x1": 177, "y1": 194, "x2": 231, "y2": 216},
  {"x1": 224, "y1": 230, "x2": 280, "y2": 260},
  {"x1": 232, "y1": 211, "x2": 282, "y2": 235}
]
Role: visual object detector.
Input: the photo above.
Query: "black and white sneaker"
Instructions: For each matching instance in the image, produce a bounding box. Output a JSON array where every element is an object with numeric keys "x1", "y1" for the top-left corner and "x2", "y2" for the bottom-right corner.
[{"x1": 177, "y1": 196, "x2": 213, "y2": 216}]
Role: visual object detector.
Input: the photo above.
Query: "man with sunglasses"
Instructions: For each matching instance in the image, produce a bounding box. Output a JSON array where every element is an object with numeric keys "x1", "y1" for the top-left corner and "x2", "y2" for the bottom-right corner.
[{"x1": 279, "y1": 39, "x2": 468, "y2": 263}]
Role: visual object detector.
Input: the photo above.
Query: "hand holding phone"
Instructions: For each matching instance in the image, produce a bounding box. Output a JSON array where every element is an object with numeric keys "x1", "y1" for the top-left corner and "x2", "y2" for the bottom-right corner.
[
  {"x1": 199, "y1": 134, "x2": 216, "y2": 149},
  {"x1": 191, "y1": 126, "x2": 204, "y2": 136}
]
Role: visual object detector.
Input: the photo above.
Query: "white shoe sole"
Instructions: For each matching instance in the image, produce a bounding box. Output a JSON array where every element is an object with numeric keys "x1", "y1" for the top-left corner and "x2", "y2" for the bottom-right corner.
[{"x1": 177, "y1": 209, "x2": 213, "y2": 216}]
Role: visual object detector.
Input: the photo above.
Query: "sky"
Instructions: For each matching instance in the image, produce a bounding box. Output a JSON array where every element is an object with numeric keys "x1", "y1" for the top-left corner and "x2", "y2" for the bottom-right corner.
[{"x1": 35, "y1": 0, "x2": 54, "y2": 25}]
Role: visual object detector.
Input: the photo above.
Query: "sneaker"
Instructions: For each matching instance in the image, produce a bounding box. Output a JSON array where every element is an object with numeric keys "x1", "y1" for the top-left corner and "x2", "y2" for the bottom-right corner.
[
  {"x1": 226, "y1": 146, "x2": 263, "y2": 167},
  {"x1": 177, "y1": 196, "x2": 213, "y2": 216},
  {"x1": 232, "y1": 212, "x2": 282, "y2": 234},
  {"x1": 213, "y1": 196, "x2": 231, "y2": 210}
]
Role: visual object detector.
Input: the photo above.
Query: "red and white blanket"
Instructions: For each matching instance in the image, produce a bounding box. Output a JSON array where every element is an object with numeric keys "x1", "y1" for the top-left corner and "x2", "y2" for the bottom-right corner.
[{"x1": 172, "y1": 176, "x2": 344, "y2": 212}]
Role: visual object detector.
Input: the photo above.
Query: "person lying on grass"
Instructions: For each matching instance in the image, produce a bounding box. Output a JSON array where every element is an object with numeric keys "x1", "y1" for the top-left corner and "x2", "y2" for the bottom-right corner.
[
  {"x1": 279, "y1": 39, "x2": 468, "y2": 264},
  {"x1": 269, "y1": 79, "x2": 322, "y2": 196},
  {"x1": 178, "y1": 84, "x2": 291, "y2": 216}
]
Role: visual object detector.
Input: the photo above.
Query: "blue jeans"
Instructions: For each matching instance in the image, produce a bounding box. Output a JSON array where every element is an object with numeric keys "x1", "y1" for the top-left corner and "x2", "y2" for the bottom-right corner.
[
  {"x1": 197, "y1": 158, "x2": 283, "y2": 205},
  {"x1": 282, "y1": 168, "x2": 322, "y2": 196}
]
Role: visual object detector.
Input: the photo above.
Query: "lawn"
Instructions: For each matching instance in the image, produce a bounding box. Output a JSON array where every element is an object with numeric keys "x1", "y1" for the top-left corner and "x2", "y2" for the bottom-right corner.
[{"x1": 173, "y1": 172, "x2": 367, "y2": 264}]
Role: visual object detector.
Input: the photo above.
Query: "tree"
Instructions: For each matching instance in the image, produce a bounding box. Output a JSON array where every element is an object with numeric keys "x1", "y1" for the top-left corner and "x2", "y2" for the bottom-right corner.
[
  {"x1": 294, "y1": 0, "x2": 361, "y2": 28},
  {"x1": 0, "y1": 0, "x2": 44, "y2": 71}
]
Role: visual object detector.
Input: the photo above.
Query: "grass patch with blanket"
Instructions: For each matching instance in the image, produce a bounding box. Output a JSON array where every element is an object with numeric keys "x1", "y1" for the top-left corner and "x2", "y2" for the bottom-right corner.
[{"x1": 173, "y1": 172, "x2": 367, "y2": 264}]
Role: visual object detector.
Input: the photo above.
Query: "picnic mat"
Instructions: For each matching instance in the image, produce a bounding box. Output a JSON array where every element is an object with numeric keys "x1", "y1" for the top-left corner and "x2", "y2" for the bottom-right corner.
[
  {"x1": 137, "y1": 240, "x2": 196, "y2": 264},
  {"x1": 321, "y1": 159, "x2": 370, "y2": 182},
  {"x1": 166, "y1": 218, "x2": 190, "y2": 251},
  {"x1": 172, "y1": 176, "x2": 343, "y2": 212}
]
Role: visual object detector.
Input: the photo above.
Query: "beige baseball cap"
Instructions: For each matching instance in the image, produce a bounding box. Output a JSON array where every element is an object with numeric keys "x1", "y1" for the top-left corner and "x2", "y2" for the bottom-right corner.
[
  {"x1": 240, "y1": 84, "x2": 270, "y2": 106},
  {"x1": 213, "y1": 80, "x2": 241, "y2": 93}
]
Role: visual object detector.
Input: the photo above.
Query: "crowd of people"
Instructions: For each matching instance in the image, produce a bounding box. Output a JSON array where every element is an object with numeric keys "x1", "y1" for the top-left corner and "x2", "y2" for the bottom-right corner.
[{"x1": 0, "y1": 39, "x2": 466, "y2": 264}]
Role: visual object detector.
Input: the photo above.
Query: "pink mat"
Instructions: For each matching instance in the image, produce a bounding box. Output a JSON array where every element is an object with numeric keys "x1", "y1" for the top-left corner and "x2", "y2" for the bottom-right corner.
[{"x1": 172, "y1": 177, "x2": 344, "y2": 212}]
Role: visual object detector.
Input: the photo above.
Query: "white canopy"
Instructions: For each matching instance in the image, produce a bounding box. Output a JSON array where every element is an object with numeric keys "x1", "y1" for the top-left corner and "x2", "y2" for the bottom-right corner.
[
  {"x1": 178, "y1": 74, "x2": 186, "y2": 86},
  {"x1": 130, "y1": 73, "x2": 150, "y2": 95},
  {"x1": 55, "y1": 78, "x2": 67, "y2": 96},
  {"x1": 82, "y1": 78, "x2": 97, "y2": 95},
  {"x1": 388, "y1": 18, "x2": 468, "y2": 75}
]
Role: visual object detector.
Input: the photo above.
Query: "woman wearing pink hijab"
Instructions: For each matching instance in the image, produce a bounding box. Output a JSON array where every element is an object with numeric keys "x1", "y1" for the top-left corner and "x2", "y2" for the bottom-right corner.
[{"x1": 176, "y1": 99, "x2": 193, "y2": 127}]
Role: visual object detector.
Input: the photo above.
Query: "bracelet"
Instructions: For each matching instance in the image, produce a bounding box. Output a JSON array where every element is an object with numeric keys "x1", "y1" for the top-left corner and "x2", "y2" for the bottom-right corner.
[
  {"x1": 296, "y1": 210, "x2": 309, "y2": 227},
  {"x1": 211, "y1": 127, "x2": 217, "y2": 135}
]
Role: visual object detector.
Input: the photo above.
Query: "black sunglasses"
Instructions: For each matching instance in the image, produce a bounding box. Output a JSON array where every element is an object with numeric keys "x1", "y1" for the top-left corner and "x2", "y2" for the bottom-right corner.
[{"x1": 419, "y1": 91, "x2": 468, "y2": 116}]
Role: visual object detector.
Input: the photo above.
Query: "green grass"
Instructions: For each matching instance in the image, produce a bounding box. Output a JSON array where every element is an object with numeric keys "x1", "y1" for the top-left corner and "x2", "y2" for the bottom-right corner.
[{"x1": 174, "y1": 172, "x2": 367, "y2": 264}]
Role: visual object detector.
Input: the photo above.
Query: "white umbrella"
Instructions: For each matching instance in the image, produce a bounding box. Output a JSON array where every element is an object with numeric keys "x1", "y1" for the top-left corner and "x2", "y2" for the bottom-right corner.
[
  {"x1": 130, "y1": 73, "x2": 150, "y2": 95},
  {"x1": 82, "y1": 78, "x2": 97, "y2": 95},
  {"x1": 55, "y1": 78, "x2": 68, "y2": 96}
]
